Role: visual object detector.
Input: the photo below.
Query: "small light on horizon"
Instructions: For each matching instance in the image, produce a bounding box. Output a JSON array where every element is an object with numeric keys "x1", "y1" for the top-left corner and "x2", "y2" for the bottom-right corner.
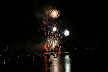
[
  {"x1": 3, "y1": 60, "x2": 6, "y2": 65},
  {"x1": 3, "y1": 62, "x2": 5, "y2": 65}
]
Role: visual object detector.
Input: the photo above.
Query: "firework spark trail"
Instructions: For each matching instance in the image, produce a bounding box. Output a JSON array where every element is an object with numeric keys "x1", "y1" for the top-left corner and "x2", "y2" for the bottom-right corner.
[{"x1": 41, "y1": 8, "x2": 62, "y2": 51}]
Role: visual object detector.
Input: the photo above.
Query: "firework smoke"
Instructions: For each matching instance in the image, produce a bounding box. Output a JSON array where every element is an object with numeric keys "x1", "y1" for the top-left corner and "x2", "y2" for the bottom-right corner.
[
  {"x1": 35, "y1": 6, "x2": 60, "y2": 19},
  {"x1": 26, "y1": 41, "x2": 47, "y2": 53}
]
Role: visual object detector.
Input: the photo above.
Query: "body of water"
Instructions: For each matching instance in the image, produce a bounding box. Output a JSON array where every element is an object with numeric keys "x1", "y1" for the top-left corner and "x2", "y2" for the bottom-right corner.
[{"x1": 0, "y1": 50, "x2": 106, "y2": 72}]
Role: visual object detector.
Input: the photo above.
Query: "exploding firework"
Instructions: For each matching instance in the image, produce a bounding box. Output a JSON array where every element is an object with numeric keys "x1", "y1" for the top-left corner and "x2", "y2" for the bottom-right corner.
[
  {"x1": 44, "y1": 7, "x2": 60, "y2": 19},
  {"x1": 41, "y1": 7, "x2": 69, "y2": 51},
  {"x1": 41, "y1": 8, "x2": 62, "y2": 51},
  {"x1": 41, "y1": 18, "x2": 62, "y2": 51},
  {"x1": 50, "y1": 9, "x2": 60, "y2": 18},
  {"x1": 64, "y1": 29, "x2": 70, "y2": 36}
]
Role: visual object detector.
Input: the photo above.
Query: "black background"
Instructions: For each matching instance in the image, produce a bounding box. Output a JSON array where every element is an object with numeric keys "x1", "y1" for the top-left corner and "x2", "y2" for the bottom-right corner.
[{"x1": 1, "y1": 0, "x2": 107, "y2": 49}]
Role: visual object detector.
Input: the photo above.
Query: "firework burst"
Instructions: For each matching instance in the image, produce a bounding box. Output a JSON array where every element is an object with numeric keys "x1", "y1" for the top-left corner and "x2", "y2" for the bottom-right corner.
[
  {"x1": 41, "y1": 8, "x2": 62, "y2": 51},
  {"x1": 41, "y1": 7, "x2": 69, "y2": 51}
]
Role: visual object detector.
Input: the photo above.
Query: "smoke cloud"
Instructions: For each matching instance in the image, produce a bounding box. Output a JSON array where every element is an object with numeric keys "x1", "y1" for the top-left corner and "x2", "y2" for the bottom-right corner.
[
  {"x1": 26, "y1": 41, "x2": 46, "y2": 53},
  {"x1": 34, "y1": 5, "x2": 57, "y2": 19}
]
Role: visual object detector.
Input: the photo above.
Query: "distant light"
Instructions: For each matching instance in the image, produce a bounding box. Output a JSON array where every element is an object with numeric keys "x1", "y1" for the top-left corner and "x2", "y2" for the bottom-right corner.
[
  {"x1": 3, "y1": 61, "x2": 5, "y2": 65},
  {"x1": 64, "y1": 30, "x2": 69, "y2": 36},
  {"x1": 3, "y1": 60, "x2": 6, "y2": 65},
  {"x1": 53, "y1": 27, "x2": 57, "y2": 31},
  {"x1": 64, "y1": 52, "x2": 69, "y2": 53}
]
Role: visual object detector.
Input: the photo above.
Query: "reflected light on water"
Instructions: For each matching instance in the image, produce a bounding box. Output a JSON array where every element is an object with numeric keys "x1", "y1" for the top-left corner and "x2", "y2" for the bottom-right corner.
[
  {"x1": 64, "y1": 55, "x2": 71, "y2": 72},
  {"x1": 3, "y1": 61, "x2": 6, "y2": 65},
  {"x1": 50, "y1": 54, "x2": 63, "y2": 72},
  {"x1": 43, "y1": 51, "x2": 71, "y2": 72},
  {"x1": 3, "y1": 60, "x2": 6, "y2": 65}
]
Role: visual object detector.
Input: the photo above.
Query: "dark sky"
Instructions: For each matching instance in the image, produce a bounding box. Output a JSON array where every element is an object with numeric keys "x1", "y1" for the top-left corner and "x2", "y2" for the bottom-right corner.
[{"x1": 1, "y1": 0, "x2": 107, "y2": 46}]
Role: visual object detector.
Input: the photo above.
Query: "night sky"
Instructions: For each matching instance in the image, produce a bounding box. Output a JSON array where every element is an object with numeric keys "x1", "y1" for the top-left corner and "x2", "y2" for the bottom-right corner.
[{"x1": 1, "y1": 0, "x2": 107, "y2": 50}]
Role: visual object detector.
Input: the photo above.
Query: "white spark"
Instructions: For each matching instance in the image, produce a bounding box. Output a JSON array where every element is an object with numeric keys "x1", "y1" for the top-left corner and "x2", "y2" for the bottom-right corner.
[
  {"x1": 64, "y1": 30, "x2": 69, "y2": 36},
  {"x1": 53, "y1": 27, "x2": 57, "y2": 31}
]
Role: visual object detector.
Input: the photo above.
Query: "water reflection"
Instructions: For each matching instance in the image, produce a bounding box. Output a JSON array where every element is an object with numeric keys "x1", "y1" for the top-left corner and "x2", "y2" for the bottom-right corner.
[
  {"x1": 43, "y1": 51, "x2": 71, "y2": 72},
  {"x1": 50, "y1": 54, "x2": 63, "y2": 72},
  {"x1": 64, "y1": 55, "x2": 71, "y2": 72},
  {"x1": 1, "y1": 51, "x2": 71, "y2": 72}
]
